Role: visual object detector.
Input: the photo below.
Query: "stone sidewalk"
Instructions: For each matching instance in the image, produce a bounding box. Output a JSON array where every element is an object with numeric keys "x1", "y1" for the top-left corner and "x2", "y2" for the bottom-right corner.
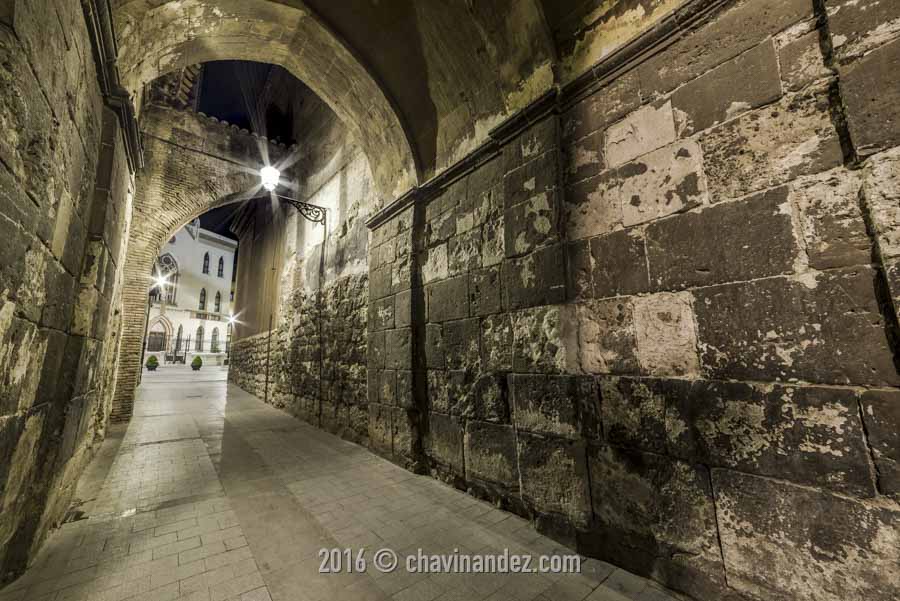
[{"x1": 0, "y1": 368, "x2": 683, "y2": 601}]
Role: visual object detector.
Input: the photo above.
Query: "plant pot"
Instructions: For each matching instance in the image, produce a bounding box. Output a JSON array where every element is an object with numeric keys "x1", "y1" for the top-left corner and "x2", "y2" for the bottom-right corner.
[
  {"x1": 191, "y1": 365, "x2": 200, "y2": 371},
  {"x1": 147, "y1": 366, "x2": 157, "y2": 371}
]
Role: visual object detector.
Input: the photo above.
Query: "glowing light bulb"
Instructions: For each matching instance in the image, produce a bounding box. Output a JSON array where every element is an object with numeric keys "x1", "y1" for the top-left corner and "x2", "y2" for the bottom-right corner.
[{"x1": 260, "y1": 166, "x2": 280, "y2": 191}]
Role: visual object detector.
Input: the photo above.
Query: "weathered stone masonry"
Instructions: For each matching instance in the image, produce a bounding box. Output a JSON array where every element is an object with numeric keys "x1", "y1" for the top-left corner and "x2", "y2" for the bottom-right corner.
[
  {"x1": 359, "y1": 2, "x2": 900, "y2": 601},
  {"x1": 0, "y1": 0, "x2": 135, "y2": 581}
]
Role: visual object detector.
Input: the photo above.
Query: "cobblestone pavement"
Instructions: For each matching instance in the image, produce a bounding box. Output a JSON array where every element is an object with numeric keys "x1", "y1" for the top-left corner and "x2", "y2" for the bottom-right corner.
[{"x1": 0, "y1": 367, "x2": 683, "y2": 601}]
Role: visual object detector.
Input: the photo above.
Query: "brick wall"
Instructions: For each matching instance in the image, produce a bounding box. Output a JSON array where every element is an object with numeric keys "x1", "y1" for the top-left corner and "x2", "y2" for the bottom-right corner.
[{"x1": 111, "y1": 106, "x2": 287, "y2": 421}]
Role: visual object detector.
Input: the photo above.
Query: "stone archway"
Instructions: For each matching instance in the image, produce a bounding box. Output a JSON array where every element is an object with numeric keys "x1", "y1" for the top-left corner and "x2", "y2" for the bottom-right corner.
[
  {"x1": 111, "y1": 0, "x2": 421, "y2": 200},
  {"x1": 110, "y1": 104, "x2": 287, "y2": 420}
]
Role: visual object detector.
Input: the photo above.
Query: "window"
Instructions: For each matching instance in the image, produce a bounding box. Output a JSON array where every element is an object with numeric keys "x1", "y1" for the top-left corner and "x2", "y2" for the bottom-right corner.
[
  {"x1": 217, "y1": 256, "x2": 224, "y2": 277},
  {"x1": 230, "y1": 289, "x2": 234, "y2": 302},
  {"x1": 211, "y1": 328, "x2": 220, "y2": 353},
  {"x1": 202, "y1": 252, "x2": 210, "y2": 274},
  {"x1": 195, "y1": 326, "x2": 204, "y2": 352},
  {"x1": 150, "y1": 254, "x2": 179, "y2": 304},
  {"x1": 214, "y1": 291, "x2": 221, "y2": 313},
  {"x1": 175, "y1": 325, "x2": 183, "y2": 351},
  {"x1": 199, "y1": 288, "x2": 207, "y2": 310}
]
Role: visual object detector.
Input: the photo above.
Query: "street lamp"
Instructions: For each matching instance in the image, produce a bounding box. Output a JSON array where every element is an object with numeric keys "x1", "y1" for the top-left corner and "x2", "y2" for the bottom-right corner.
[
  {"x1": 258, "y1": 166, "x2": 327, "y2": 225},
  {"x1": 260, "y1": 166, "x2": 280, "y2": 191}
]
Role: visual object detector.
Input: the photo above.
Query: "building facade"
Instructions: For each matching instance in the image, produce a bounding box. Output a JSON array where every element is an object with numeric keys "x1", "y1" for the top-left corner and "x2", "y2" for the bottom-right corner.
[{"x1": 145, "y1": 219, "x2": 237, "y2": 366}]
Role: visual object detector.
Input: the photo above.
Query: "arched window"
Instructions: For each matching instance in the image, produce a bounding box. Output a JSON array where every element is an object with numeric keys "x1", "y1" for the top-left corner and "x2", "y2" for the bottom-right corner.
[
  {"x1": 217, "y1": 256, "x2": 224, "y2": 277},
  {"x1": 211, "y1": 328, "x2": 220, "y2": 353},
  {"x1": 199, "y1": 288, "x2": 207, "y2": 310},
  {"x1": 175, "y1": 325, "x2": 183, "y2": 351},
  {"x1": 195, "y1": 326, "x2": 204, "y2": 351},
  {"x1": 202, "y1": 252, "x2": 210, "y2": 274},
  {"x1": 214, "y1": 291, "x2": 221, "y2": 313},
  {"x1": 150, "y1": 254, "x2": 179, "y2": 304}
]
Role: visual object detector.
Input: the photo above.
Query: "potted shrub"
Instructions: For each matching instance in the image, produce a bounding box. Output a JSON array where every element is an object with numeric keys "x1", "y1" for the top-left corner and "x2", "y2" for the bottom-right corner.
[
  {"x1": 191, "y1": 355, "x2": 203, "y2": 371},
  {"x1": 145, "y1": 355, "x2": 159, "y2": 371}
]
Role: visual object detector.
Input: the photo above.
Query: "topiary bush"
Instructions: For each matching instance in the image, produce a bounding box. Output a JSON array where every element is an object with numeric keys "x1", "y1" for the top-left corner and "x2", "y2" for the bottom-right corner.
[
  {"x1": 145, "y1": 355, "x2": 159, "y2": 371},
  {"x1": 191, "y1": 355, "x2": 203, "y2": 370}
]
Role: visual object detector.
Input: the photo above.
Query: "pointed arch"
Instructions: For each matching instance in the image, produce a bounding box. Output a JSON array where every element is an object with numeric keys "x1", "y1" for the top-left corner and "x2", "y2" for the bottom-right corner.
[
  {"x1": 195, "y1": 326, "x2": 204, "y2": 352},
  {"x1": 199, "y1": 288, "x2": 207, "y2": 310},
  {"x1": 202, "y1": 252, "x2": 210, "y2": 274},
  {"x1": 211, "y1": 328, "x2": 220, "y2": 353},
  {"x1": 217, "y1": 256, "x2": 225, "y2": 278},
  {"x1": 214, "y1": 291, "x2": 221, "y2": 313}
]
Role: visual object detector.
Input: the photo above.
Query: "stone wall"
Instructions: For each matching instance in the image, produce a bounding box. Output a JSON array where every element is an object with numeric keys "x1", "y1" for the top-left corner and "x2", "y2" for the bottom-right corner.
[
  {"x1": 366, "y1": 1, "x2": 900, "y2": 600},
  {"x1": 0, "y1": 0, "x2": 133, "y2": 581},
  {"x1": 228, "y1": 90, "x2": 374, "y2": 444}
]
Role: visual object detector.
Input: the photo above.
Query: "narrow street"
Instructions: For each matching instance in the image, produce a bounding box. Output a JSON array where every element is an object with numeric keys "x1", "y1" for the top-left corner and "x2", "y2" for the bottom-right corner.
[{"x1": 0, "y1": 368, "x2": 678, "y2": 601}]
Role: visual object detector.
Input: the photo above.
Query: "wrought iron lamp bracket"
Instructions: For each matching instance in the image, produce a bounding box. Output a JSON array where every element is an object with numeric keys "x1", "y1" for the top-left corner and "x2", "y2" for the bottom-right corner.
[{"x1": 275, "y1": 194, "x2": 327, "y2": 225}]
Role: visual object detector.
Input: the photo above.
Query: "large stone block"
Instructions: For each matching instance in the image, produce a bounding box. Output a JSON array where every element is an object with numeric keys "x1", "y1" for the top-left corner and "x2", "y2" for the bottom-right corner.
[
  {"x1": 427, "y1": 370, "x2": 449, "y2": 414},
  {"x1": 368, "y1": 403, "x2": 393, "y2": 455},
  {"x1": 590, "y1": 229, "x2": 649, "y2": 298},
  {"x1": 512, "y1": 305, "x2": 575, "y2": 374},
  {"x1": 829, "y1": 0, "x2": 900, "y2": 64},
  {"x1": 422, "y1": 243, "x2": 449, "y2": 284},
  {"x1": 672, "y1": 40, "x2": 783, "y2": 136},
  {"x1": 841, "y1": 37, "x2": 900, "y2": 156},
  {"x1": 564, "y1": 170, "x2": 621, "y2": 241},
  {"x1": 618, "y1": 140, "x2": 707, "y2": 227},
  {"x1": 562, "y1": 72, "x2": 641, "y2": 142},
  {"x1": 583, "y1": 445, "x2": 725, "y2": 600},
  {"x1": 646, "y1": 186, "x2": 797, "y2": 290},
  {"x1": 566, "y1": 239, "x2": 593, "y2": 301},
  {"x1": 603, "y1": 101, "x2": 676, "y2": 168},
  {"x1": 464, "y1": 420, "x2": 519, "y2": 489},
  {"x1": 576, "y1": 299, "x2": 640, "y2": 375},
  {"x1": 599, "y1": 376, "x2": 673, "y2": 453},
  {"x1": 510, "y1": 116, "x2": 559, "y2": 166},
  {"x1": 860, "y1": 389, "x2": 900, "y2": 495},
  {"x1": 863, "y1": 147, "x2": 900, "y2": 259},
  {"x1": 468, "y1": 266, "x2": 501, "y2": 316},
  {"x1": 426, "y1": 276, "x2": 468, "y2": 322},
  {"x1": 501, "y1": 245, "x2": 566, "y2": 311},
  {"x1": 448, "y1": 228, "x2": 482, "y2": 275},
  {"x1": 427, "y1": 412, "x2": 464, "y2": 477},
  {"x1": 790, "y1": 169, "x2": 870, "y2": 269},
  {"x1": 443, "y1": 318, "x2": 480, "y2": 370},
  {"x1": 481, "y1": 216, "x2": 505, "y2": 267},
  {"x1": 713, "y1": 469, "x2": 900, "y2": 601},
  {"x1": 779, "y1": 30, "x2": 831, "y2": 92},
  {"x1": 384, "y1": 328, "x2": 411, "y2": 370},
  {"x1": 700, "y1": 82, "x2": 843, "y2": 202},
  {"x1": 694, "y1": 267, "x2": 900, "y2": 386},
  {"x1": 667, "y1": 380, "x2": 876, "y2": 496},
  {"x1": 510, "y1": 374, "x2": 597, "y2": 440},
  {"x1": 632, "y1": 292, "x2": 700, "y2": 378},
  {"x1": 638, "y1": 0, "x2": 813, "y2": 95},
  {"x1": 562, "y1": 129, "x2": 604, "y2": 184},
  {"x1": 0, "y1": 306, "x2": 44, "y2": 416},
  {"x1": 425, "y1": 324, "x2": 444, "y2": 369},
  {"x1": 481, "y1": 313, "x2": 513, "y2": 371},
  {"x1": 503, "y1": 150, "x2": 558, "y2": 210},
  {"x1": 517, "y1": 433, "x2": 591, "y2": 527},
  {"x1": 503, "y1": 191, "x2": 559, "y2": 258}
]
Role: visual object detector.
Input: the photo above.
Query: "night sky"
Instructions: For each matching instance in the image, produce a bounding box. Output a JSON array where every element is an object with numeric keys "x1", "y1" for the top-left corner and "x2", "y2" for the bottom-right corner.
[{"x1": 195, "y1": 60, "x2": 272, "y2": 242}]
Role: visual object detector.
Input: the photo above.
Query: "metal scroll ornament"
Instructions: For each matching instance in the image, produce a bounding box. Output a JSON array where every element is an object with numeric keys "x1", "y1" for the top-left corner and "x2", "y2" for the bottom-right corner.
[{"x1": 276, "y1": 195, "x2": 327, "y2": 225}]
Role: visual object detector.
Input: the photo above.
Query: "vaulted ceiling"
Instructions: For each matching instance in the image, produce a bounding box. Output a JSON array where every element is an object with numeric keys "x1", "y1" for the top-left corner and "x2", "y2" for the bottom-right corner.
[{"x1": 112, "y1": 0, "x2": 686, "y2": 199}]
